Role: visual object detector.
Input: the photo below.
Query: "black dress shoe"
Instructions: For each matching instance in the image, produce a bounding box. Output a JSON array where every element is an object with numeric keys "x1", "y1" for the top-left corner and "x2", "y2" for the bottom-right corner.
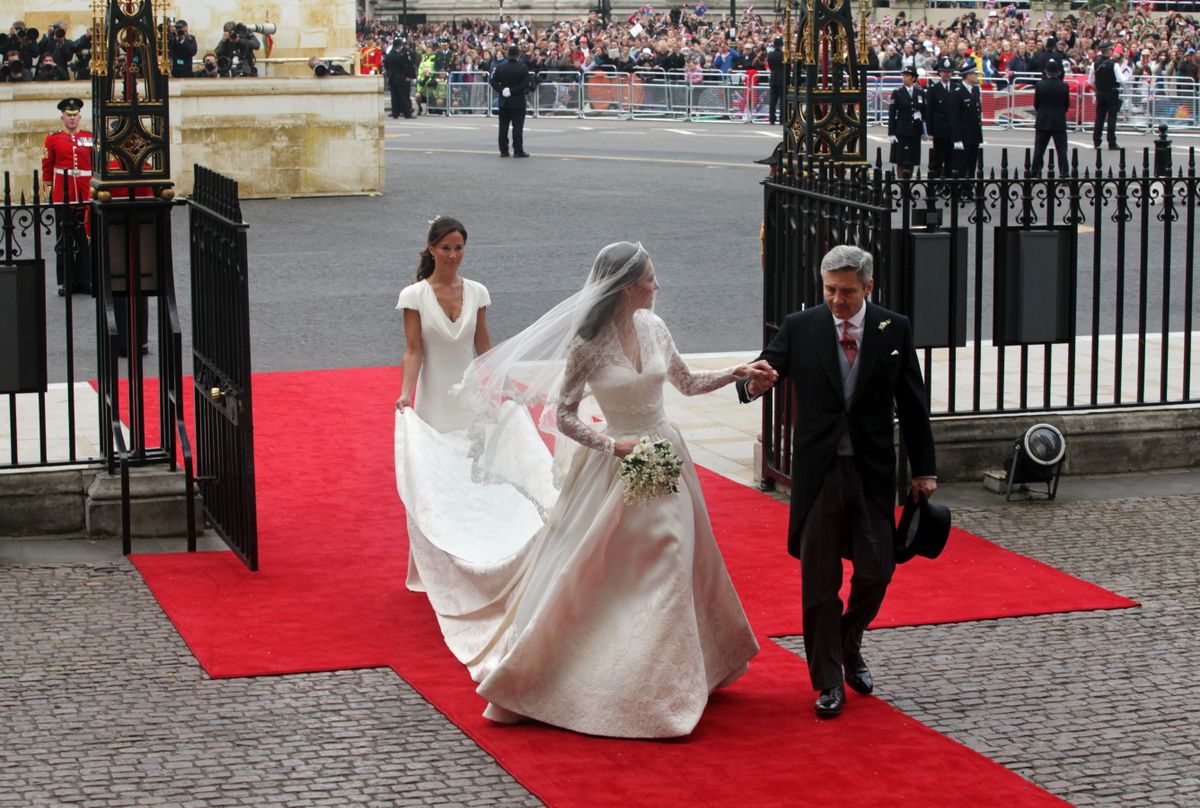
[
  {"x1": 499, "y1": 152, "x2": 510, "y2": 158},
  {"x1": 57, "y1": 285, "x2": 66, "y2": 297},
  {"x1": 844, "y1": 655, "x2": 874, "y2": 696},
  {"x1": 814, "y1": 684, "x2": 844, "y2": 718},
  {"x1": 1107, "y1": 144, "x2": 1121, "y2": 151},
  {"x1": 513, "y1": 151, "x2": 530, "y2": 158}
]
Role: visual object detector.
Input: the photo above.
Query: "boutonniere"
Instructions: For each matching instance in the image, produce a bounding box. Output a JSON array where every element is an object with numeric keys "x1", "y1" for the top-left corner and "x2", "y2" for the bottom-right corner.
[{"x1": 878, "y1": 319, "x2": 892, "y2": 333}]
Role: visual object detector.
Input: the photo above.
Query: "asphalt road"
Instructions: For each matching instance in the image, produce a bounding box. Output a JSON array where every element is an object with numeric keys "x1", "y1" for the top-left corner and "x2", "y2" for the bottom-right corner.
[{"x1": 39, "y1": 117, "x2": 1197, "y2": 380}]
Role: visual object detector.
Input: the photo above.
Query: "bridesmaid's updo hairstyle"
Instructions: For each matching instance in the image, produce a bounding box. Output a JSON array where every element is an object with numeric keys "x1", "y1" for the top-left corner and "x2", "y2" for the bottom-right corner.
[
  {"x1": 416, "y1": 216, "x2": 468, "y2": 281},
  {"x1": 577, "y1": 241, "x2": 650, "y2": 341}
]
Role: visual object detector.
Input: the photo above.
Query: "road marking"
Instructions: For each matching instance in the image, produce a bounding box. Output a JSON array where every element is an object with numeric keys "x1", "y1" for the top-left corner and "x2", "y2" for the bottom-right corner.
[
  {"x1": 385, "y1": 146, "x2": 760, "y2": 169},
  {"x1": 867, "y1": 135, "x2": 889, "y2": 143},
  {"x1": 1069, "y1": 140, "x2": 1094, "y2": 149},
  {"x1": 523, "y1": 127, "x2": 565, "y2": 133},
  {"x1": 755, "y1": 130, "x2": 781, "y2": 137},
  {"x1": 386, "y1": 121, "x2": 480, "y2": 130},
  {"x1": 666, "y1": 128, "x2": 698, "y2": 135}
]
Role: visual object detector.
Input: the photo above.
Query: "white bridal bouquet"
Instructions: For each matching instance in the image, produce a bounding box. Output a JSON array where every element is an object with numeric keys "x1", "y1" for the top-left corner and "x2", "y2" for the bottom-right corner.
[{"x1": 618, "y1": 438, "x2": 683, "y2": 505}]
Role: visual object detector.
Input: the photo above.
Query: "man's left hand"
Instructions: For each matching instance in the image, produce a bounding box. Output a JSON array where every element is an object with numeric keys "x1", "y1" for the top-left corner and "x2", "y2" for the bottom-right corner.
[{"x1": 911, "y1": 476, "x2": 938, "y2": 499}]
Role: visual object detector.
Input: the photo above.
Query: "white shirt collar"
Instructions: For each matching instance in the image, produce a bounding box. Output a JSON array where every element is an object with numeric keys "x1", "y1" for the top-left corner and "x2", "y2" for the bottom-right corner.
[{"x1": 833, "y1": 302, "x2": 868, "y2": 333}]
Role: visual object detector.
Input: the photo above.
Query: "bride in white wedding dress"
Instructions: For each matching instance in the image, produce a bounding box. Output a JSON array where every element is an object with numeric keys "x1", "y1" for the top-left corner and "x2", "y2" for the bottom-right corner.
[{"x1": 395, "y1": 242, "x2": 763, "y2": 738}]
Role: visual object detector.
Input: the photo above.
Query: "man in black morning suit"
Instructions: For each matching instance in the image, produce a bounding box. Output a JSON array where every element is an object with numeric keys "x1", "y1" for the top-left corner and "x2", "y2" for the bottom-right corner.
[
  {"x1": 489, "y1": 44, "x2": 531, "y2": 158},
  {"x1": 737, "y1": 245, "x2": 938, "y2": 718},
  {"x1": 1031, "y1": 58, "x2": 1070, "y2": 177}
]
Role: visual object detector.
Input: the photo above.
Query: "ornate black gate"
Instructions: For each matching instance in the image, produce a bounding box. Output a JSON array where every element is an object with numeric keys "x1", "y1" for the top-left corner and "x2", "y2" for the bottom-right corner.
[{"x1": 188, "y1": 165, "x2": 258, "y2": 570}]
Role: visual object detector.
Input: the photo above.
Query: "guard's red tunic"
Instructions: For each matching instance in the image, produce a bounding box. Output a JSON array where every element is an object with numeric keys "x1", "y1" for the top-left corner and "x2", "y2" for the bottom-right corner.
[{"x1": 41, "y1": 128, "x2": 94, "y2": 204}]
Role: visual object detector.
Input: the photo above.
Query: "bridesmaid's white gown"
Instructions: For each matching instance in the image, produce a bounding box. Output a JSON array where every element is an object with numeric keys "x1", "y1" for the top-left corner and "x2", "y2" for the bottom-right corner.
[{"x1": 395, "y1": 307, "x2": 759, "y2": 738}]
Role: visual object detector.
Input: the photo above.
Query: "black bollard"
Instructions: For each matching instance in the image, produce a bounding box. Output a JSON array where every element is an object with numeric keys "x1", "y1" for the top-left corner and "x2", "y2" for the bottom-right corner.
[{"x1": 1154, "y1": 124, "x2": 1172, "y2": 178}]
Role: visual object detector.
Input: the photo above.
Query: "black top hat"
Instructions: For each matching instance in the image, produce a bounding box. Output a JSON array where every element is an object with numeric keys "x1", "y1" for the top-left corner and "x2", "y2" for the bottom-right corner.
[
  {"x1": 754, "y1": 141, "x2": 784, "y2": 165},
  {"x1": 1045, "y1": 58, "x2": 1064, "y2": 77},
  {"x1": 894, "y1": 492, "x2": 952, "y2": 564},
  {"x1": 901, "y1": 64, "x2": 918, "y2": 77},
  {"x1": 57, "y1": 97, "x2": 83, "y2": 112}
]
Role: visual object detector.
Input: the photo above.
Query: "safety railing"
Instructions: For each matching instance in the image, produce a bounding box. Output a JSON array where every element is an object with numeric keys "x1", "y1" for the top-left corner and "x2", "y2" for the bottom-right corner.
[
  {"x1": 873, "y1": 70, "x2": 1200, "y2": 133},
  {"x1": 446, "y1": 70, "x2": 491, "y2": 116},
  {"x1": 409, "y1": 68, "x2": 1200, "y2": 132}
]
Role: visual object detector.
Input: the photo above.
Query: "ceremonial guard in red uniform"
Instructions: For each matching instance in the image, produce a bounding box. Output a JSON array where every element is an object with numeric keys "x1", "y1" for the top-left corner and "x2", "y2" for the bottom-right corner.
[{"x1": 41, "y1": 97, "x2": 93, "y2": 295}]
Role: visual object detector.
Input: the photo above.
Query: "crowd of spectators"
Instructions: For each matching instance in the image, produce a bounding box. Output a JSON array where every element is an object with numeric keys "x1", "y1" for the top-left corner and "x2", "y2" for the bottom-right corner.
[{"x1": 355, "y1": 4, "x2": 1200, "y2": 89}]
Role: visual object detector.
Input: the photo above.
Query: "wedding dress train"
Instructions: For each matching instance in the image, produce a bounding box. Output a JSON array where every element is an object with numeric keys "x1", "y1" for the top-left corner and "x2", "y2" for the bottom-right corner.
[{"x1": 395, "y1": 309, "x2": 758, "y2": 738}]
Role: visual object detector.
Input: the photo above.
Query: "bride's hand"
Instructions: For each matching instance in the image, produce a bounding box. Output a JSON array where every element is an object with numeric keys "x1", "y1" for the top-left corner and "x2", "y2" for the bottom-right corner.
[
  {"x1": 396, "y1": 395, "x2": 412, "y2": 412},
  {"x1": 613, "y1": 439, "x2": 639, "y2": 459}
]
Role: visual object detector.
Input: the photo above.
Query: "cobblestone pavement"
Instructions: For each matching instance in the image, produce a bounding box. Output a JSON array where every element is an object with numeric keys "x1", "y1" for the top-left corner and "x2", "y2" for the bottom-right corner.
[
  {"x1": 777, "y1": 494, "x2": 1200, "y2": 807},
  {"x1": 0, "y1": 565, "x2": 540, "y2": 808},
  {"x1": 3, "y1": 494, "x2": 1197, "y2": 806}
]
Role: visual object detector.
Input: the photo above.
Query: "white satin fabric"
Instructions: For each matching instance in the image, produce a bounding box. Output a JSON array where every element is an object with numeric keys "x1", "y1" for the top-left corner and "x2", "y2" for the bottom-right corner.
[{"x1": 395, "y1": 310, "x2": 759, "y2": 738}]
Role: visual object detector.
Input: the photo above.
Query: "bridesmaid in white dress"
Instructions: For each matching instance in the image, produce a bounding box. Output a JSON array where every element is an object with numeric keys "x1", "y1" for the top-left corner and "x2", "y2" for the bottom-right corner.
[
  {"x1": 395, "y1": 216, "x2": 492, "y2": 432},
  {"x1": 395, "y1": 217, "x2": 492, "y2": 590},
  {"x1": 395, "y1": 242, "x2": 767, "y2": 738}
]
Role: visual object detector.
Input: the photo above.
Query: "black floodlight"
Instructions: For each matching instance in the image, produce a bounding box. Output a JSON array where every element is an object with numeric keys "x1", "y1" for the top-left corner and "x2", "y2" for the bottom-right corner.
[{"x1": 1004, "y1": 423, "x2": 1066, "y2": 501}]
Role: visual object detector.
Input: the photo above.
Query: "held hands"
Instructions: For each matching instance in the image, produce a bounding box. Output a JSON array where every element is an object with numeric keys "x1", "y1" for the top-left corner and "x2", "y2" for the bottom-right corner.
[
  {"x1": 395, "y1": 395, "x2": 412, "y2": 412},
  {"x1": 502, "y1": 87, "x2": 512, "y2": 97},
  {"x1": 889, "y1": 135, "x2": 898, "y2": 143},
  {"x1": 911, "y1": 476, "x2": 938, "y2": 499},
  {"x1": 739, "y1": 360, "x2": 778, "y2": 397},
  {"x1": 954, "y1": 141, "x2": 965, "y2": 150}
]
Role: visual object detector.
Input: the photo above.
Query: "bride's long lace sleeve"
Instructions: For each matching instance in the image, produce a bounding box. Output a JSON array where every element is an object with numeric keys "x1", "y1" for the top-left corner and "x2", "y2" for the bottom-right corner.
[
  {"x1": 653, "y1": 315, "x2": 743, "y2": 395},
  {"x1": 556, "y1": 337, "x2": 616, "y2": 455}
]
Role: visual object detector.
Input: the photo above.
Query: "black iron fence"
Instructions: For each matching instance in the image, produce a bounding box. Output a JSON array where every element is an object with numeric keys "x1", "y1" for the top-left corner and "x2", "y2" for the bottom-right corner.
[
  {"x1": 188, "y1": 165, "x2": 258, "y2": 570},
  {"x1": 761, "y1": 142, "x2": 1200, "y2": 487},
  {"x1": 1, "y1": 170, "x2": 100, "y2": 469}
]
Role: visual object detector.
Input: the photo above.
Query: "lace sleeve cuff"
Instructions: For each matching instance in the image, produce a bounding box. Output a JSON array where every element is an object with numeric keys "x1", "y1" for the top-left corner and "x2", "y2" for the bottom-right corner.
[{"x1": 556, "y1": 404, "x2": 616, "y2": 455}]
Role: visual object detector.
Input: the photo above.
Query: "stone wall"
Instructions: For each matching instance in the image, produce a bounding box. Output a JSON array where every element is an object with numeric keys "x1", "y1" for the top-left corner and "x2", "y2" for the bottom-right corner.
[{"x1": 0, "y1": 79, "x2": 384, "y2": 198}]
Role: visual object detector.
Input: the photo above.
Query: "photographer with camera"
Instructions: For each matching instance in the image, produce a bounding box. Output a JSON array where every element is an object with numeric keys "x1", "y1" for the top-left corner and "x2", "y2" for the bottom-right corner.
[
  {"x1": 193, "y1": 51, "x2": 219, "y2": 78},
  {"x1": 215, "y1": 21, "x2": 260, "y2": 77},
  {"x1": 308, "y1": 55, "x2": 348, "y2": 76},
  {"x1": 44, "y1": 22, "x2": 74, "y2": 67},
  {"x1": 169, "y1": 20, "x2": 197, "y2": 77},
  {"x1": 70, "y1": 31, "x2": 92, "y2": 79},
  {"x1": 1, "y1": 48, "x2": 30, "y2": 81},
  {"x1": 34, "y1": 51, "x2": 67, "y2": 81}
]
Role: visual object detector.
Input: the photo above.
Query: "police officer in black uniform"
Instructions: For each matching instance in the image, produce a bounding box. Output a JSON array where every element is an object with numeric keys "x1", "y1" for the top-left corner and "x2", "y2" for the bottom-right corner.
[
  {"x1": 926, "y1": 55, "x2": 956, "y2": 189},
  {"x1": 384, "y1": 38, "x2": 416, "y2": 119},
  {"x1": 767, "y1": 36, "x2": 786, "y2": 126},
  {"x1": 1031, "y1": 58, "x2": 1070, "y2": 177},
  {"x1": 490, "y1": 44, "x2": 530, "y2": 158},
  {"x1": 888, "y1": 65, "x2": 925, "y2": 179},
  {"x1": 1092, "y1": 42, "x2": 1125, "y2": 151},
  {"x1": 950, "y1": 61, "x2": 984, "y2": 180}
]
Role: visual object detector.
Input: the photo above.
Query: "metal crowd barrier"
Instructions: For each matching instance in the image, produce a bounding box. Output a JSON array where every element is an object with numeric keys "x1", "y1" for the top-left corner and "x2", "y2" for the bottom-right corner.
[
  {"x1": 872, "y1": 70, "x2": 1200, "y2": 134},
  {"x1": 447, "y1": 70, "x2": 491, "y2": 116},
  {"x1": 406, "y1": 68, "x2": 1200, "y2": 132}
]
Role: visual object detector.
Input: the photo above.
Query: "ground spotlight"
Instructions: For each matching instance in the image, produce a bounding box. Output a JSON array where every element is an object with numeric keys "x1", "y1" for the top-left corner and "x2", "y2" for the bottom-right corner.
[{"x1": 1004, "y1": 423, "x2": 1066, "y2": 501}]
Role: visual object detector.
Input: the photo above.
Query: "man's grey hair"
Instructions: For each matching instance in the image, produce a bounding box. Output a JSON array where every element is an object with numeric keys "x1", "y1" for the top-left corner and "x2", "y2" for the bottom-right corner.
[{"x1": 819, "y1": 245, "x2": 874, "y2": 287}]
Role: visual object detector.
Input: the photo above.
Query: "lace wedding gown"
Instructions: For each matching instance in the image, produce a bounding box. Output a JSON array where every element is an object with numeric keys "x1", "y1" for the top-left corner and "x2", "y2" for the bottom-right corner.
[{"x1": 394, "y1": 309, "x2": 759, "y2": 738}]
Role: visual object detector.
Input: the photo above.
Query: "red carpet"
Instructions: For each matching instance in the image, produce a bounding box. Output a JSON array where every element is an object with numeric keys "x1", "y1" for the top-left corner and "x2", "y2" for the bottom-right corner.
[{"x1": 126, "y1": 367, "x2": 1133, "y2": 806}]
